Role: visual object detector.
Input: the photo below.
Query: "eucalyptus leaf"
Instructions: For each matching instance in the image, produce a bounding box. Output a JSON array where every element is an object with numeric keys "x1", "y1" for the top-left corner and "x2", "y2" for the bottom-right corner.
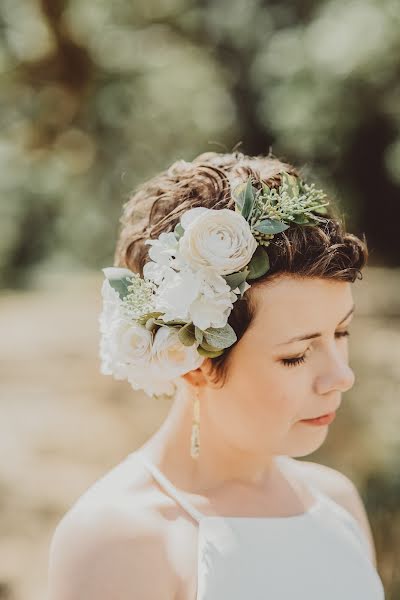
[
  {"x1": 108, "y1": 276, "x2": 135, "y2": 300},
  {"x1": 247, "y1": 246, "x2": 270, "y2": 280},
  {"x1": 232, "y1": 182, "x2": 247, "y2": 211},
  {"x1": 197, "y1": 346, "x2": 225, "y2": 358},
  {"x1": 174, "y1": 222, "x2": 184, "y2": 239},
  {"x1": 203, "y1": 323, "x2": 237, "y2": 349},
  {"x1": 200, "y1": 340, "x2": 222, "y2": 352},
  {"x1": 253, "y1": 219, "x2": 290, "y2": 234},
  {"x1": 223, "y1": 268, "x2": 249, "y2": 290},
  {"x1": 178, "y1": 322, "x2": 196, "y2": 346},
  {"x1": 157, "y1": 317, "x2": 187, "y2": 325},
  {"x1": 194, "y1": 326, "x2": 204, "y2": 344},
  {"x1": 241, "y1": 177, "x2": 256, "y2": 221},
  {"x1": 238, "y1": 280, "x2": 249, "y2": 296}
]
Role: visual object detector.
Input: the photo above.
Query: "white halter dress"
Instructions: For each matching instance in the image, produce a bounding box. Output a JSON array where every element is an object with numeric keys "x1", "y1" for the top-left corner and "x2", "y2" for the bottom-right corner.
[{"x1": 139, "y1": 453, "x2": 385, "y2": 600}]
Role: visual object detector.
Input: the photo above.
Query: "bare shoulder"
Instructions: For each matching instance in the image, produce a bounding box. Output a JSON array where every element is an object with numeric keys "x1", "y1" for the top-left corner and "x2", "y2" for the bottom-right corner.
[
  {"x1": 288, "y1": 457, "x2": 377, "y2": 566},
  {"x1": 47, "y1": 452, "x2": 178, "y2": 600}
]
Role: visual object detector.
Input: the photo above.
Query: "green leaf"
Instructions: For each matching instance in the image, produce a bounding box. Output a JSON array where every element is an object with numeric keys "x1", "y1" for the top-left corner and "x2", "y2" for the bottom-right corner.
[
  {"x1": 200, "y1": 340, "x2": 222, "y2": 352},
  {"x1": 292, "y1": 213, "x2": 311, "y2": 225},
  {"x1": 197, "y1": 346, "x2": 225, "y2": 358},
  {"x1": 203, "y1": 323, "x2": 237, "y2": 349},
  {"x1": 174, "y1": 222, "x2": 184, "y2": 239},
  {"x1": 238, "y1": 280, "x2": 250, "y2": 297},
  {"x1": 137, "y1": 311, "x2": 164, "y2": 325},
  {"x1": 232, "y1": 182, "x2": 247, "y2": 211},
  {"x1": 223, "y1": 267, "x2": 249, "y2": 290},
  {"x1": 178, "y1": 322, "x2": 196, "y2": 346},
  {"x1": 280, "y1": 171, "x2": 299, "y2": 197},
  {"x1": 108, "y1": 277, "x2": 135, "y2": 300},
  {"x1": 262, "y1": 183, "x2": 271, "y2": 195},
  {"x1": 313, "y1": 205, "x2": 329, "y2": 215},
  {"x1": 253, "y1": 219, "x2": 290, "y2": 234},
  {"x1": 194, "y1": 326, "x2": 204, "y2": 344},
  {"x1": 154, "y1": 317, "x2": 187, "y2": 325},
  {"x1": 241, "y1": 177, "x2": 256, "y2": 221},
  {"x1": 246, "y1": 246, "x2": 270, "y2": 280}
]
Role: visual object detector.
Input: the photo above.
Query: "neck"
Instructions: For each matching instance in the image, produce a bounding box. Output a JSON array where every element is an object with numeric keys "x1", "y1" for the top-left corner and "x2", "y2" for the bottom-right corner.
[{"x1": 139, "y1": 384, "x2": 279, "y2": 494}]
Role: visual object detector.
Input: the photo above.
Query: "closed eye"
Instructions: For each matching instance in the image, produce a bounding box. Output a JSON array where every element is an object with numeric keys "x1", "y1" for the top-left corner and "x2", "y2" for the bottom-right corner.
[{"x1": 280, "y1": 330, "x2": 350, "y2": 367}]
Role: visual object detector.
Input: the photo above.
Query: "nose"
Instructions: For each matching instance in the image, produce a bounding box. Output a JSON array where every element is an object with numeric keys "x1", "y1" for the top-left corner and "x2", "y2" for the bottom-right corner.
[{"x1": 315, "y1": 346, "x2": 355, "y2": 394}]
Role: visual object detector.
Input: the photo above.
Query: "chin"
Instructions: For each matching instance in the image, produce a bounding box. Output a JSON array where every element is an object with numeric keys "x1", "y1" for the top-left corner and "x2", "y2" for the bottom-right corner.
[{"x1": 288, "y1": 428, "x2": 329, "y2": 458}]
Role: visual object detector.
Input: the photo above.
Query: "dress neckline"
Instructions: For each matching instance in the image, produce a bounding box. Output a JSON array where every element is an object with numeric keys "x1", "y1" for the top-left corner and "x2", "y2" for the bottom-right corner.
[
  {"x1": 197, "y1": 494, "x2": 322, "y2": 522},
  {"x1": 136, "y1": 451, "x2": 323, "y2": 523}
]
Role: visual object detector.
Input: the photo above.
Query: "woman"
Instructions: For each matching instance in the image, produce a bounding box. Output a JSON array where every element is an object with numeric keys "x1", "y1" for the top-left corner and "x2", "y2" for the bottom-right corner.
[{"x1": 47, "y1": 151, "x2": 385, "y2": 599}]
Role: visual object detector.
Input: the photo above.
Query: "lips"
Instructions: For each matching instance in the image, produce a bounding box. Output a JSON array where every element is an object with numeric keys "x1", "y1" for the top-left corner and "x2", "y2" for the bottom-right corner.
[
  {"x1": 305, "y1": 406, "x2": 340, "y2": 420},
  {"x1": 307, "y1": 412, "x2": 332, "y2": 419},
  {"x1": 301, "y1": 411, "x2": 337, "y2": 426}
]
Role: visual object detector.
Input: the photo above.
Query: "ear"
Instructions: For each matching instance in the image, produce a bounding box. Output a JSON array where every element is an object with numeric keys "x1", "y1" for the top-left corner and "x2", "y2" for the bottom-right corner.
[{"x1": 180, "y1": 359, "x2": 212, "y2": 389}]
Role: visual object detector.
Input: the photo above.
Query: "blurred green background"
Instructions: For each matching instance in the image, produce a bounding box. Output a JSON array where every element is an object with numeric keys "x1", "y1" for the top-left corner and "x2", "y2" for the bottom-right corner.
[{"x1": 0, "y1": 0, "x2": 399, "y2": 598}]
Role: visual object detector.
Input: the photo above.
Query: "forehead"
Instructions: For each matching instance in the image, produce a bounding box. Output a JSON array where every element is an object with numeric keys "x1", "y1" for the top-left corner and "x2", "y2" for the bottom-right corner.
[{"x1": 248, "y1": 276, "x2": 353, "y2": 338}]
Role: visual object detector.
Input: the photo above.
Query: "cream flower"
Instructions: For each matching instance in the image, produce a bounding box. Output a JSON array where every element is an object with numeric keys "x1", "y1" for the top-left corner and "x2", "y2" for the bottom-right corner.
[
  {"x1": 153, "y1": 265, "x2": 236, "y2": 330},
  {"x1": 125, "y1": 326, "x2": 204, "y2": 398},
  {"x1": 151, "y1": 325, "x2": 204, "y2": 378},
  {"x1": 179, "y1": 207, "x2": 258, "y2": 275},
  {"x1": 99, "y1": 314, "x2": 153, "y2": 382},
  {"x1": 109, "y1": 317, "x2": 153, "y2": 365}
]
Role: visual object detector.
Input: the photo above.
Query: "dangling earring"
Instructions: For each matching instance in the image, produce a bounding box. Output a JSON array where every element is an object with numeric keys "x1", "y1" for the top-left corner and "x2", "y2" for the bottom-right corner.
[{"x1": 190, "y1": 386, "x2": 200, "y2": 459}]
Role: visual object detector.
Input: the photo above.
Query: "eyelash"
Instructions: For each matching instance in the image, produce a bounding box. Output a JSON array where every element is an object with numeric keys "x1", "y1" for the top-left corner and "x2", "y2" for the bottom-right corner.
[{"x1": 281, "y1": 331, "x2": 350, "y2": 367}]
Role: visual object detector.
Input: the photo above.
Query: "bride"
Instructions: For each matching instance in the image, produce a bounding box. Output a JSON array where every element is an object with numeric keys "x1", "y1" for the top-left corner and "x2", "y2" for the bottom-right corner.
[{"x1": 47, "y1": 151, "x2": 385, "y2": 599}]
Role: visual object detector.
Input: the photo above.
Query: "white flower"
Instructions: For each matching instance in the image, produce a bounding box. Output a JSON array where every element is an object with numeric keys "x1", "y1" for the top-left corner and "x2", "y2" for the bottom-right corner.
[
  {"x1": 153, "y1": 265, "x2": 236, "y2": 330},
  {"x1": 110, "y1": 317, "x2": 153, "y2": 364},
  {"x1": 189, "y1": 268, "x2": 237, "y2": 329},
  {"x1": 98, "y1": 279, "x2": 205, "y2": 398},
  {"x1": 99, "y1": 315, "x2": 153, "y2": 382},
  {"x1": 145, "y1": 231, "x2": 181, "y2": 265},
  {"x1": 152, "y1": 267, "x2": 201, "y2": 322},
  {"x1": 151, "y1": 326, "x2": 204, "y2": 378},
  {"x1": 98, "y1": 278, "x2": 122, "y2": 333},
  {"x1": 143, "y1": 231, "x2": 187, "y2": 284},
  {"x1": 127, "y1": 370, "x2": 176, "y2": 397},
  {"x1": 125, "y1": 325, "x2": 204, "y2": 398},
  {"x1": 179, "y1": 207, "x2": 258, "y2": 275}
]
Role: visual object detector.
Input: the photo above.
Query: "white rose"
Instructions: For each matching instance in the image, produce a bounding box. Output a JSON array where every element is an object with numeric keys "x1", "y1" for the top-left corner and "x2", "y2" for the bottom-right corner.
[
  {"x1": 126, "y1": 326, "x2": 204, "y2": 398},
  {"x1": 151, "y1": 326, "x2": 204, "y2": 379},
  {"x1": 108, "y1": 317, "x2": 153, "y2": 365},
  {"x1": 179, "y1": 207, "x2": 258, "y2": 275}
]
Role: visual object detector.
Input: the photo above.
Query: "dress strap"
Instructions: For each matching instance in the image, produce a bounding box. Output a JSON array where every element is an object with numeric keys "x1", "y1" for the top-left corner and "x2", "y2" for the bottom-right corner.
[
  {"x1": 276, "y1": 456, "x2": 374, "y2": 562},
  {"x1": 139, "y1": 454, "x2": 204, "y2": 524}
]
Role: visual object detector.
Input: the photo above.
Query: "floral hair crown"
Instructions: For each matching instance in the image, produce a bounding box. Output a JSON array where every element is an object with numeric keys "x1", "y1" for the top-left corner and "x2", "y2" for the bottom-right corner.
[{"x1": 99, "y1": 171, "x2": 329, "y2": 398}]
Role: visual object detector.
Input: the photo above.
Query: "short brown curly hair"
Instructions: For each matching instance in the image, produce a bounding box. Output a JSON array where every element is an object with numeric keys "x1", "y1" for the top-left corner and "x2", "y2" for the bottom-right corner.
[{"x1": 113, "y1": 150, "x2": 368, "y2": 388}]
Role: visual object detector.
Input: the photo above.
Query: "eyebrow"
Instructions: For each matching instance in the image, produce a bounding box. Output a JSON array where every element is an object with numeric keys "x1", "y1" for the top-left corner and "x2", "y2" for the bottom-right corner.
[{"x1": 275, "y1": 304, "x2": 355, "y2": 346}]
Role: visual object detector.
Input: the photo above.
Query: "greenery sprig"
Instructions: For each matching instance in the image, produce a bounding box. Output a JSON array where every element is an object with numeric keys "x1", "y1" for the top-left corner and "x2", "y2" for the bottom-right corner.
[{"x1": 231, "y1": 171, "x2": 330, "y2": 281}]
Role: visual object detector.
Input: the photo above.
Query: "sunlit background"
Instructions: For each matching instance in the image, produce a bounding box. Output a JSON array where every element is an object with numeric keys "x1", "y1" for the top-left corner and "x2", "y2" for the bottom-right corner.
[{"x1": 0, "y1": 1, "x2": 399, "y2": 598}]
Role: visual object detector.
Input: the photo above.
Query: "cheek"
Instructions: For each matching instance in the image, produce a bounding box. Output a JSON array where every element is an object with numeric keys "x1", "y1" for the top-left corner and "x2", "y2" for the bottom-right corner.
[{"x1": 219, "y1": 346, "x2": 309, "y2": 424}]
